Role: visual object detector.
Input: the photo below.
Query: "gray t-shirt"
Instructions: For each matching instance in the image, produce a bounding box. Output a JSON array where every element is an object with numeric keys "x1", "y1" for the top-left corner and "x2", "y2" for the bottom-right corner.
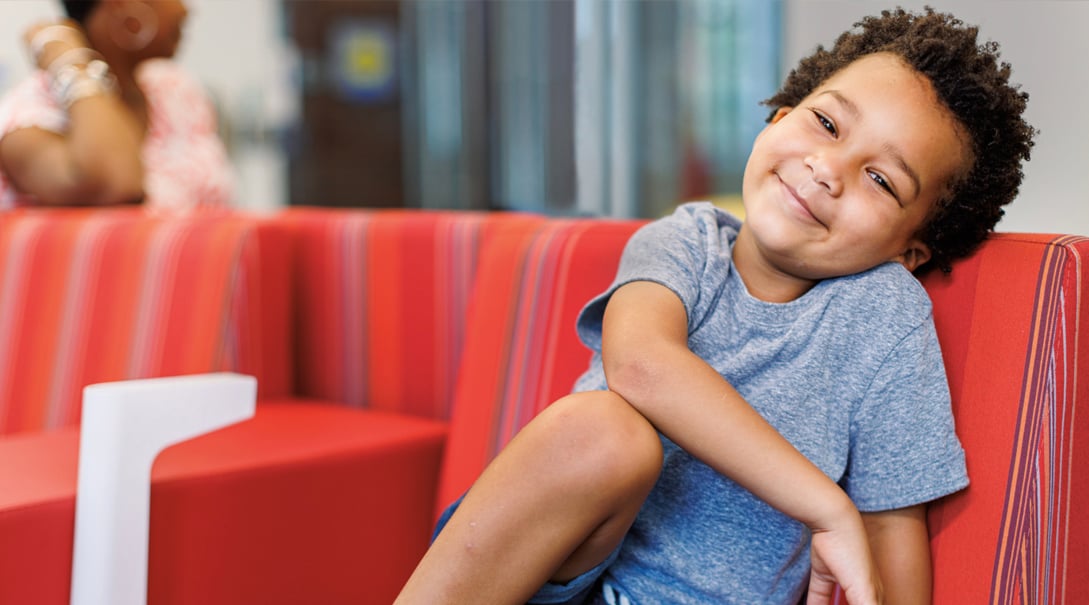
[{"x1": 573, "y1": 202, "x2": 969, "y2": 604}]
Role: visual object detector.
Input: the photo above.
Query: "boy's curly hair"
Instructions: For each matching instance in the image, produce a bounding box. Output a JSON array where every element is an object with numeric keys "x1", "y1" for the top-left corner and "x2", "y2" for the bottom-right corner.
[{"x1": 764, "y1": 7, "x2": 1036, "y2": 272}]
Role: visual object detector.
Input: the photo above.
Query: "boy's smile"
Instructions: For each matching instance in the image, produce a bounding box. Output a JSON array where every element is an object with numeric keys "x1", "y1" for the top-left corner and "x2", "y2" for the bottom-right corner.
[
  {"x1": 733, "y1": 52, "x2": 972, "y2": 303},
  {"x1": 777, "y1": 173, "x2": 826, "y2": 227}
]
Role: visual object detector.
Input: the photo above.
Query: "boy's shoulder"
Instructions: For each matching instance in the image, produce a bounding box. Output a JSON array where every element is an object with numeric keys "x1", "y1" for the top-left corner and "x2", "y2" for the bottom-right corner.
[
  {"x1": 672, "y1": 200, "x2": 743, "y2": 229},
  {"x1": 644, "y1": 201, "x2": 741, "y2": 254},
  {"x1": 825, "y1": 262, "x2": 935, "y2": 333}
]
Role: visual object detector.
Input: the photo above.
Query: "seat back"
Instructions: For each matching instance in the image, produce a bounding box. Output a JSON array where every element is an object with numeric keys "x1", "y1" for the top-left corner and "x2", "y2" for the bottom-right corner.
[
  {"x1": 921, "y1": 233, "x2": 1089, "y2": 604},
  {"x1": 0, "y1": 208, "x2": 288, "y2": 435},
  {"x1": 283, "y1": 208, "x2": 544, "y2": 421},
  {"x1": 437, "y1": 218, "x2": 646, "y2": 515}
]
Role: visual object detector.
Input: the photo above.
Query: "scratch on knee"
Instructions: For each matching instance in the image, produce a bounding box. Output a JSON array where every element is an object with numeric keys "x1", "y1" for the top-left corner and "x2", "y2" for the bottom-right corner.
[{"x1": 464, "y1": 521, "x2": 479, "y2": 552}]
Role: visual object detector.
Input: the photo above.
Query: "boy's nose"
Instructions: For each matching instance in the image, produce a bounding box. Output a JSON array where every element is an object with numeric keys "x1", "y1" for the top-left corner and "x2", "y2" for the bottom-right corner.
[{"x1": 804, "y1": 152, "x2": 844, "y2": 197}]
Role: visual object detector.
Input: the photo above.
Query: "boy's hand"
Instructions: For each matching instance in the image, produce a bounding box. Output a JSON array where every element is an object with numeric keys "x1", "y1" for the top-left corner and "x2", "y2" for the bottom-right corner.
[{"x1": 807, "y1": 507, "x2": 884, "y2": 605}]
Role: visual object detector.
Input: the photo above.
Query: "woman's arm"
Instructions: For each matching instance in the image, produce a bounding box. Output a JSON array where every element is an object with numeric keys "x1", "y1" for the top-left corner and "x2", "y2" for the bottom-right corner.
[
  {"x1": 863, "y1": 505, "x2": 931, "y2": 605},
  {"x1": 601, "y1": 280, "x2": 882, "y2": 605},
  {"x1": 0, "y1": 21, "x2": 143, "y2": 206}
]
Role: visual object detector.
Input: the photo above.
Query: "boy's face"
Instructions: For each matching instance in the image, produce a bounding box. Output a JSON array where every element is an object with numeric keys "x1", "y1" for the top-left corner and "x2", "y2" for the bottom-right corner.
[{"x1": 737, "y1": 52, "x2": 970, "y2": 290}]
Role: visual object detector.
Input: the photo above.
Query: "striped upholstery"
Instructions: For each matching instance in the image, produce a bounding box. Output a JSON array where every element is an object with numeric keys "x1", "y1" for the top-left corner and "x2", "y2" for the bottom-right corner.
[
  {"x1": 0, "y1": 208, "x2": 289, "y2": 435},
  {"x1": 436, "y1": 218, "x2": 646, "y2": 514},
  {"x1": 284, "y1": 208, "x2": 543, "y2": 420},
  {"x1": 922, "y1": 234, "x2": 1089, "y2": 604}
]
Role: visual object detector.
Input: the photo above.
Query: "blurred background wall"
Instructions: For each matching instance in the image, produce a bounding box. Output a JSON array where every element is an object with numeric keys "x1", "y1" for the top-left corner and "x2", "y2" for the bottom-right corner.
[{"x1": 0, "y1": 0, "x2": 1085, "y2": 236}]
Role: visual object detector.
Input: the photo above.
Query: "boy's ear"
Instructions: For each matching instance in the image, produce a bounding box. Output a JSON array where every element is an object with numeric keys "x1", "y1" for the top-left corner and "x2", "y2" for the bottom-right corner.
[
  {"x1": 770, "y1": 107, "x2": 793, "y2": 124},
  {"x1": 894, "y1": 238, "x2": 932, "y2": 272}
]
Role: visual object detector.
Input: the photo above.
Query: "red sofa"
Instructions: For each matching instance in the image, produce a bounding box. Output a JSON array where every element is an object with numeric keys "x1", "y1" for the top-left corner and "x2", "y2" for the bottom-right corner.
[
  {"x1": 0, "y1": 207, "x2": 549, "y2": 604},
  {"x1": 0, "y1": 208, "x2": 452, "y2": 604},
  {"x1": 921, "y1": 234, "x2": 1089, "y2": 603},
  {"x1": 0, "y1": 207, "x2": 292, "y2": 604},
  {"x1": 0, "y1": 207, "x2": 1086, "y2": 603}
]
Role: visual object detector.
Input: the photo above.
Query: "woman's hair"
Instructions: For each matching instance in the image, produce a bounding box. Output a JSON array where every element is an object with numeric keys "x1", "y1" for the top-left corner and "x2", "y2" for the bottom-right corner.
[
  {"x1": 61, "y1": 0, "x2": 100, "y2": 25},
  {"x1": 764, "y1": 7, "x2": 1036, "y2": 272}
]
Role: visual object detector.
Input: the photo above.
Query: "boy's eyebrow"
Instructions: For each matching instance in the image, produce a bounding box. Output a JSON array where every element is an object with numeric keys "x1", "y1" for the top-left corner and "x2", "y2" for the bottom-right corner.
[
  {"x1": 819, "y1": 90, "x2": 862, "y2": 120},
  {"x1": 819, "y1": 90, "x2": 922, "y2": 201},
  {"x1": 882, "y1": 143, "x2": 921, "y2": 201}
]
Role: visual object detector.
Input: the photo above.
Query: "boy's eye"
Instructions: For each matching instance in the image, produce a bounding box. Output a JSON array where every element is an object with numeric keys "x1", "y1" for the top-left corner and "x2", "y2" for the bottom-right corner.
[
  {"x1": 810, "y1": 109, "x2": 836, "y2": 136},
  {"x1": 868, "y1": 170, "x2": 897, "y2": 198}
]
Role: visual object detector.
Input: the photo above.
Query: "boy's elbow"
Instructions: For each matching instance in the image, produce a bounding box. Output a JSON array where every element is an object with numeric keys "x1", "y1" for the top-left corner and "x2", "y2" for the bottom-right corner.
[{"x1": 603, "y1": 348, "x2": 668, "y2": 406}]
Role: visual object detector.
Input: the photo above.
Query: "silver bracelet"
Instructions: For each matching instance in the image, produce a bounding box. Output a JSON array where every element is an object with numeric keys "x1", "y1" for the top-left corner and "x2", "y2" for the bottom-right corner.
[
  {"x1": 50, "y1": 59, "x2": 118, "y2": 109},
  {"x1": 46, "y1": 46, "x2": 98, "y2": 74},
  {"x1": 29, "y1": 24, "x2": 81, "y2": 63}
]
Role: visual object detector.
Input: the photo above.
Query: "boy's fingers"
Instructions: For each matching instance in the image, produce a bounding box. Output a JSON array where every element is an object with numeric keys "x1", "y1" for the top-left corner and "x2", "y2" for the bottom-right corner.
[
  {"x1": 805, "y1": 574, "x2": 836, "y2": 605},
  {"x1": 841, "y1": 582, "x2": 883, "y2": 605},
  {"x1": 808, "y1": 568, "x2": 882, "y2": 605}
]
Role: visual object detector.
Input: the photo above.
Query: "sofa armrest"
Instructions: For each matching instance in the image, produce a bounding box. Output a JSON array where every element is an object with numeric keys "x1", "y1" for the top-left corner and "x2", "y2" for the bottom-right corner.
[{"x1": 922, "y1": 233, "x2": 1089, "y2": 603}]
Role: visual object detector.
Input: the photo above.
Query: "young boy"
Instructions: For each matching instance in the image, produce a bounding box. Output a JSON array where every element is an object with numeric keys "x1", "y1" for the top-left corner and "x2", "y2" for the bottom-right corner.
[{"x1": 396, "y1": 8, "x2": 1035, "y2": 605}]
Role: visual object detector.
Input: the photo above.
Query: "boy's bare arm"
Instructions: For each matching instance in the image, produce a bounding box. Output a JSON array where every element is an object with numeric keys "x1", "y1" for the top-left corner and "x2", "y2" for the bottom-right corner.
[
  {"x1": 602, "y1": 280, "x2": 853, "y2": 528},
  {"x1": 862, "y1": 505, "x2": 932, "y2": 605},
  {"x1": 601, "y1": 280, "x2": 881, "y2": 604}
]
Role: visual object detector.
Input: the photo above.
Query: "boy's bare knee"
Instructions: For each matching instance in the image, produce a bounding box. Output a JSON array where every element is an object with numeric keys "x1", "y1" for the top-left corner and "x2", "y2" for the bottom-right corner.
[{"x1": 541, "y1": 391, "x2": 662, "y2": 494}]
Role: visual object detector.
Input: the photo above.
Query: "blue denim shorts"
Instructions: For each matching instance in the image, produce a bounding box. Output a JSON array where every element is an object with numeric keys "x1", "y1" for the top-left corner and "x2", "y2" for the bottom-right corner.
[{"x1": 434, "y1": 496, "x2": 620, "y2": 605}]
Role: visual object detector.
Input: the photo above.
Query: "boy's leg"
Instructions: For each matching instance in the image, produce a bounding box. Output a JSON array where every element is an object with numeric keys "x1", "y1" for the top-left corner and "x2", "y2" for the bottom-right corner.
[{"x1": 395, "y1": 390, "x2": 663, "y2": 605}]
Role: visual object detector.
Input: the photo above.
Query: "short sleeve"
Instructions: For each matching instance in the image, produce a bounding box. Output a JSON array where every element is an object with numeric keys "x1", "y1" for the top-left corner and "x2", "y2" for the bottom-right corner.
[
  {"x1": 0, "y1": 73, "x2": 68, "y2": 208},
  {"x1": 0, "y1": 72, "x2": 66, "y2": 137},
  {"x1": 138, "y1": 60, "x2": 235, "y2": 211},
  {"x1": 575, "y1": 202, "x2": 740, "y2": 351},
  {"x1": 139, "y1": 60, "x2": 219, "y2": 137},
  {"x1": 842, "y1": 315, "x2": 969, "y2": 511}
]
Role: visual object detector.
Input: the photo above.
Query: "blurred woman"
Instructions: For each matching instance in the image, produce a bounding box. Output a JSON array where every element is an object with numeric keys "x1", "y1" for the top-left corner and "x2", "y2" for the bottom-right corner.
[{"x1": 0, "y1": 0, "x2": 233, "y2": 212}]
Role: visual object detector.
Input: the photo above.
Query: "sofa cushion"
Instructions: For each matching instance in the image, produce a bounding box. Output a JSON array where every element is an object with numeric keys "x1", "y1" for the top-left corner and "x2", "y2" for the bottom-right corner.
[
  {"x1": 0, "y1": 208, "x2": 291, "y2": 434},
  {"x1": 0, "y1": 401, "x2": 446, "y2": 605},
  {"x1": 437, "y1": 218, "x2": 646, "y2": 515},
  {"x1": 283, "y1": 208, "x2": 543, "y2": 420}
]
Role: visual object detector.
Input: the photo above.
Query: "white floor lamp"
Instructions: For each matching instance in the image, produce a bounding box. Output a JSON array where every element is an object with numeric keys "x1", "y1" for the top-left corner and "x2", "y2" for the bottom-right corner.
[{"x1": 69, "y1": 373, "x2": 257, "y2": 605}]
